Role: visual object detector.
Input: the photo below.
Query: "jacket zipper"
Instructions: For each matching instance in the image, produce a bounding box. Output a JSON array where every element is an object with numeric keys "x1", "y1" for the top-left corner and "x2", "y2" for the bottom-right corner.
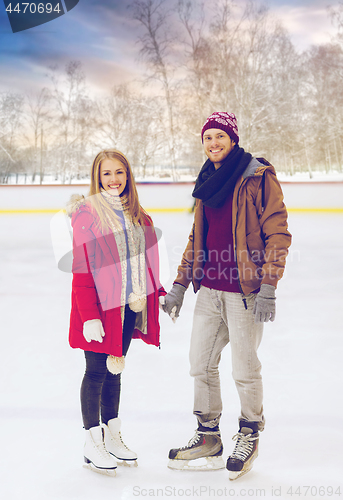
[
  {"x1": 234, "y1": 179, "x2": 248, "y2": 310},
  {"x1": 234, "y1": 168, "x2": 267, "y2": 309}
]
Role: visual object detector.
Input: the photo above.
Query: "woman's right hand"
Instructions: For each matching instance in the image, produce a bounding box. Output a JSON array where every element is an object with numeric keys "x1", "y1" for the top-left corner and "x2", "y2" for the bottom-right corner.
[{"x1": 83, "y1": 319, "x2": 105, "y2": 343}]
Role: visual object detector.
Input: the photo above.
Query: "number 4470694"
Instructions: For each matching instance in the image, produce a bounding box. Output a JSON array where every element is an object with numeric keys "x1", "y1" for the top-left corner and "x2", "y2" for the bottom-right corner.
[
  {"x1": 287, "y1": 486, "x2": 341, "y2": 497},
  {"x1": 6, "y1": 3, "x2": 61, "y2": 14}
]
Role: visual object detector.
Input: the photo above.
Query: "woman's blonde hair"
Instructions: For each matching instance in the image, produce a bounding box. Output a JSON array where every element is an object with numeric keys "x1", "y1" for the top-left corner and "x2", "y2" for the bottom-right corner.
[{"x1": 88, "y1": 149, "x2": 149, "y2": 231}]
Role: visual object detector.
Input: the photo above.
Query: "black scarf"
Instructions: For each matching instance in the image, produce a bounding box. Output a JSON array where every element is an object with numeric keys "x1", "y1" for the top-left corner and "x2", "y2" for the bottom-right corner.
[{"x1": 192, "y1": 145, "x2": 252, "y2": 208}]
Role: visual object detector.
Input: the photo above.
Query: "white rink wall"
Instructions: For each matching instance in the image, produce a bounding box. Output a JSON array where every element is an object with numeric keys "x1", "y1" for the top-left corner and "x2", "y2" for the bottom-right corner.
[{"x1": 0, "y1": 181, "x2": 343, "y2": 211}]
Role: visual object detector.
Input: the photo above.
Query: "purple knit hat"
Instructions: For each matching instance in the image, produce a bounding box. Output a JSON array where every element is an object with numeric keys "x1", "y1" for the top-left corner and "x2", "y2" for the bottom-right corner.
[{"x1": 201, "y1": 112, "x2": 239, "y2": 144}]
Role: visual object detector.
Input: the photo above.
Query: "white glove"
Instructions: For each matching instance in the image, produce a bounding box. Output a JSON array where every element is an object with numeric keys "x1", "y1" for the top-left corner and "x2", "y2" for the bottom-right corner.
[{"x1": 83, "y1": 319, "x2": 105, "y2": 343}]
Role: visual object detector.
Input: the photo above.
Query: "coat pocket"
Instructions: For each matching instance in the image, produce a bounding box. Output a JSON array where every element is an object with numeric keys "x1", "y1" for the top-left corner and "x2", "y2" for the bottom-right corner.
[{"x1": 246, "y1": 233, "x2": 265, "y2": 266}]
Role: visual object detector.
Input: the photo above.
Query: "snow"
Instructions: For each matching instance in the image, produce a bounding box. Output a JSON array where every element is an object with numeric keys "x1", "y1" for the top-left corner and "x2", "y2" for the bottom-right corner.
[
  {"x1": 0, "y1": 203, "x2": 342, "y2": 499},
  {"x1": 5, "y1": 171, "x2": 343, "y2": 186}
]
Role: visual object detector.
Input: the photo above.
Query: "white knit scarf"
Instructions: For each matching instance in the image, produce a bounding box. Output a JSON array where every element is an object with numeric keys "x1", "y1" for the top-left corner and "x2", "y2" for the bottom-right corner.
[{"x1": 100, "y1": 189, "x2": 147, "y2": 318}]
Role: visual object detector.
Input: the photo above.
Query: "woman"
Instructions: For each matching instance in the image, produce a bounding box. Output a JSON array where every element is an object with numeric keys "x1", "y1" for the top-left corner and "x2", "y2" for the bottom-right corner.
[{"x1": 67, "y1": 150, "x2": 165, "y2": 476}]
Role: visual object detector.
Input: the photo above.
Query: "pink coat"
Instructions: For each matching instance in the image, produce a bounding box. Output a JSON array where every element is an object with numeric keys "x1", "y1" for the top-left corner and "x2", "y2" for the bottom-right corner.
[{"x1": 68, "y1": 199, "x2": 165, "y2": 356}]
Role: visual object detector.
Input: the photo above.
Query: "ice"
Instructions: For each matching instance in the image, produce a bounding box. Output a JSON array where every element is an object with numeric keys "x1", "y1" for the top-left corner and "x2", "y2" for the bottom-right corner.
[{"x1": 0, "y1": 206, "x2": 342, "y2": 499}]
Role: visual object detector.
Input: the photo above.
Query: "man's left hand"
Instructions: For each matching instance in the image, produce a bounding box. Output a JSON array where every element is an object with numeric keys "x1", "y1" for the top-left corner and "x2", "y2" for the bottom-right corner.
[{"x1": 253, "y1": 284, "x2": 276, "y2": 323}]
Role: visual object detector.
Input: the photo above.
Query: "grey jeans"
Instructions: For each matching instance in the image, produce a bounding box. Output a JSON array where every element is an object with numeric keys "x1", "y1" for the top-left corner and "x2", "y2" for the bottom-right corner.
[{"x1": 189, "y1": 286, "x2": 265, "y2": 431}]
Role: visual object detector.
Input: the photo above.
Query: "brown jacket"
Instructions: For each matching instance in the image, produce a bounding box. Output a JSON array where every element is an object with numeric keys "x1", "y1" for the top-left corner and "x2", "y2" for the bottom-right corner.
[{"x1": 175, "y1": 158, "x2": 292, "y2": 296}]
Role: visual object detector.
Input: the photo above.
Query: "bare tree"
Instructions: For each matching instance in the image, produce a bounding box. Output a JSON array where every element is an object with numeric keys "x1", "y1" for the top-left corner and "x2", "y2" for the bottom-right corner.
[
  {"x1": 177, "y1": 0, "x2": 211, "y2": 118},
  {"x1": 130, "y1": 0, "x2": 179, "y2": 178},
  {"x1": 95, "y1": 84, "x2": 134, "y2": 150},
  {"x1": 176, "y1": 0, "x2": 213, "y2": 169},
  {"x1": 129, "y1": 96, "x2": 166, "y2": 177},
  {"x1": 48, "y1": 61, "x2": 94, "y2": 183},
  {"x1": 96, "y1": 83, "x2": 165, "y2": 177},
  {"x1": 0, "y1": 92, "x2": 24, "y2": 182},
  {"x1": 304, "y1": 43, "x2": 343, "y2": 172},
  {"x1": 329, "y1": 1, "x2": 343, "y2": 45},
  {"x1": 177, "y1": 0, "x2": 301, "y2": 165},
  {"x1": 24, "y1": 88, "x2": 52, "y2": 183}
]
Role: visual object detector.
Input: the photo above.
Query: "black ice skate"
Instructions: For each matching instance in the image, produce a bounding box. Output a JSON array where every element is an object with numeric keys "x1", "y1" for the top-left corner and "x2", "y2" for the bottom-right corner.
[
  {"x1": 226, "y1": 422, "x2": 259, "y2": 480},
  {"x1": 168, "y1": 424, "x2": 225, "y2": 471}
]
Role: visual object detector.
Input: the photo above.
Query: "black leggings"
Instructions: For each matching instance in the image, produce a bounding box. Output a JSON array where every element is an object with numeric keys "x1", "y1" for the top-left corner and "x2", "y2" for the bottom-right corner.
[{"x1": 80, "y1": 306, "x2": 136, "y2": 430}]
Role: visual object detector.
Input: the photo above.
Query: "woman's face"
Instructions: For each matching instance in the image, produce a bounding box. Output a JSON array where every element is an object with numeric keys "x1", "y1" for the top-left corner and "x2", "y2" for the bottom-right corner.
[{"x1": 100, "y1": 158, "x2": 127, "y2": 196}]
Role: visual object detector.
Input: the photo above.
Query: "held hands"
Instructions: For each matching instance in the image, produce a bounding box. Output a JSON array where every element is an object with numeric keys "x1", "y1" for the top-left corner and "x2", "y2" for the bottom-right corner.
[
  {"x1": 83, "y1": 319, "x2": 105, "y2": 343},
  {"x1": 160, "y1": 282, "x2": 276, "y2": 324},
  {"x1": 159, "y1": 283, "x2": 186, "y2": 323},
  {"x1": 253, "y1": 284, "x2": 276, "y2": 323}
]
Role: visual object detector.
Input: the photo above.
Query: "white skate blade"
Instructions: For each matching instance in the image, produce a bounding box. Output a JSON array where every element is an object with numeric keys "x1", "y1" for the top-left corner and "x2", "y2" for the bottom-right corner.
[
  {"x1": 168, "y1": 456, "x2": 225, "y2": 471},
  {"x1": 115, "y1": 458, "x2": 138, "y2": 467},
  {"x1": 83, "y1": 461, "x2": 117, "y2": 477},
  {"x1": 228, "y1": 464, "x2": 253, "y2": 481}
]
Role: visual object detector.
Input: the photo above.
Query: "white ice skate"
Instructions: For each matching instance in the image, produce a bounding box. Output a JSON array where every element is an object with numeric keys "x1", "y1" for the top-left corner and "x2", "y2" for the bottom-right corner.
[
  {"x1": 102, "y1": 418, "x2": 138, "y2": 467},
  {"x1": 83, "y1": 425, "x2": 117, "y2": 476}
]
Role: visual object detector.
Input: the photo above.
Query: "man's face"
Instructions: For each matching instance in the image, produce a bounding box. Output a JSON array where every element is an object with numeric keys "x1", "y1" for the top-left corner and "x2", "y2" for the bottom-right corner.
[{"x1": 203, "y1": 128, "x2": 236, "y2": 169}]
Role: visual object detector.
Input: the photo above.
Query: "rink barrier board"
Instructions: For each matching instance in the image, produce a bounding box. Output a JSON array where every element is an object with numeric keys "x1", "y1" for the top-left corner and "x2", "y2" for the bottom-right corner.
[
  {"x1": 1, "y1": 181, "x2": 343, "y2": 213},
  {"x1": 1, "y1": 208, "x2": 343, "y2": 214}
]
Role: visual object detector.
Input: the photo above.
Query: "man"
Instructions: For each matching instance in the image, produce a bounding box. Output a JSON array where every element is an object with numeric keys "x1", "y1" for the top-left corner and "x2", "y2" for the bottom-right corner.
[{"x1": 160, "y1": 112, "x2": 291, "y2": 480}]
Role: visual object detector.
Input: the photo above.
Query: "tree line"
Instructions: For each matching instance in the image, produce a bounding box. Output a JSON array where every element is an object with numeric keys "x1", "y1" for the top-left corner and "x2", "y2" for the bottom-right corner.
[{"x1": 1, "y1": 0, "x2": 343, "y2": 183}]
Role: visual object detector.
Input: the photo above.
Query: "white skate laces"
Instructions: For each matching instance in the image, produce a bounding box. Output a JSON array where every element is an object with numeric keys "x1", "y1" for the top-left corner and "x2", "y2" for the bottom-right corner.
[
  {"x1": 185, "y1": 429, "x2": 220, "y2": 449},
  {"x1": 186, "y1": 431, "x2": 202, "y2": 448},
  {"x1": 231, "y1": 431, "x2": 258, "y2": 461},
  {"x1": 111, "y1": 431, "x2": 130, "y2": 451},
  {"x1": 95, "y1": 438, "x2": 113, "y2": 459}
]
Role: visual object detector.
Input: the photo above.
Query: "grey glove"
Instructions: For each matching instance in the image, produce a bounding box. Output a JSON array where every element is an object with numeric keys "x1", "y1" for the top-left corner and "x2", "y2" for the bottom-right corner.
[
  {"x1": 253, "y1": 284, "x2": 276, "y2": 323},
  {"x1": 160, "y1": 283, "x2": 186, "y2": 321}
]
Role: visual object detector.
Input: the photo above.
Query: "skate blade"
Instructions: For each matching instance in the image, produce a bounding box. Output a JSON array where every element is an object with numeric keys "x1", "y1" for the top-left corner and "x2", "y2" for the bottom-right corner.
[
  {"x1": 83, "y1": 462, "x2": 117, "y2": 477},
  {"x1": 228, "y1": 465, "x2": 252, "y2": 481},
  {"x1": 168, "y1": 456, "x2": 225, "y2": 471},
  {"x1": 227, "y1": 450, "x2": 257, "y2": 480},
  {"x1": 115, "y1": 458, "x2": 138, "y2": 467}
]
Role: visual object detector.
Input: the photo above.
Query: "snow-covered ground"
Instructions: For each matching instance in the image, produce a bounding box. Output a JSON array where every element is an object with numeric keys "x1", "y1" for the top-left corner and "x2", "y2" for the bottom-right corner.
[
  {"x1": 0, "y1": 206, "x2": 342, "y2": 499},
  {"x1": 5, "y1": 171, "x2": 343, "y2": 185}
]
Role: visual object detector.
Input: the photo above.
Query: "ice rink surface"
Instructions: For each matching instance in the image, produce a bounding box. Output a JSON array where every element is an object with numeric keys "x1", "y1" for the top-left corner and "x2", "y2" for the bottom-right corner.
[{"x1": 0, "y1": 208, "x2": 342, "y2": 500}]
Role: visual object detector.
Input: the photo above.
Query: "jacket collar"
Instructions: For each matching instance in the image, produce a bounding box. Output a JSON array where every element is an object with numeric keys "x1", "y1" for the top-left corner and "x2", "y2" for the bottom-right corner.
[{"x1": 242, "y1": 157, "x2": 273, "y2": 180}]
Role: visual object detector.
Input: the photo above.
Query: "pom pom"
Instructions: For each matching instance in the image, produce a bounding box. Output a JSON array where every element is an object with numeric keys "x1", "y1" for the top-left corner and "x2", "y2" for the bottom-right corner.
[
  {"x1": 106, "y1": 355, "x2": 125, "y2": 375},
  {"x1": 128, "y1": 292, "x2": 147, "y2": 313}
]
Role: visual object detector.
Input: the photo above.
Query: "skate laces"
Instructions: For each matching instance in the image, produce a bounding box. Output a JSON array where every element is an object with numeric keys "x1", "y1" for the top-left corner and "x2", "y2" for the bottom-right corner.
[
  {"x1": 230, "y1": 432, "x2": 258, "y2": 461},
  {"x1": 184, "y1": 429, "x2": 220, "y2": 449},
  {"x1": 110, "y1": 429, "x2": 130, "y2": 451},
  {"x1": 93, "y1": 435, "x2": 111, "y2": 459},
  {"x1": 186, "y1": 431, "x2": 202, "y2": 448},
  {"x1": 118, "y1": 431, "x2": 130, "y2": 450}
]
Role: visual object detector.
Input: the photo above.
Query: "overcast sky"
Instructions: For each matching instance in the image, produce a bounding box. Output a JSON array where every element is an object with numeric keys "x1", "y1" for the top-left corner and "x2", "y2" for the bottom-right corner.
[{"x1": 0, "y1": 0, "x2": 339, "y2": 96}]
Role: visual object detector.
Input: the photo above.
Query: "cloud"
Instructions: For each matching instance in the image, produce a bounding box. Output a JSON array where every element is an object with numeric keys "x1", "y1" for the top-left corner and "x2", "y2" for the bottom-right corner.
[
  {"x1": 269, "y1": 4, "x2": 337, "y2": 50},
  {"x1": 0, "y1": 0, "x2": 340, "y2": 96},
  {"x1": 0, "y1": 1, "x2": 143, "y2": 94}
]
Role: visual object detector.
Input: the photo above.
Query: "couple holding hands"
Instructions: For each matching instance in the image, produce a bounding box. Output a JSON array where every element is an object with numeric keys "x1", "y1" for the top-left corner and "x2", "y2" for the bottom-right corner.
[{"x1": 67, "y1": 112, "x2": 291, "y2": 480}]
